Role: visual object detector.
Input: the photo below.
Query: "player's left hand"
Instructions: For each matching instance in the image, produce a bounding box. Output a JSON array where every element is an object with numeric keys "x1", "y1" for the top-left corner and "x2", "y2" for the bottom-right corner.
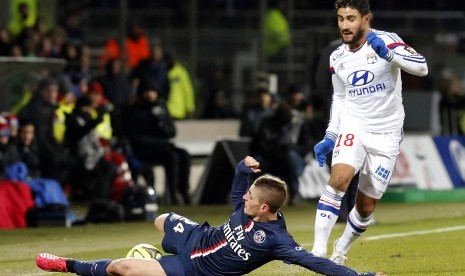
[
  {"x1": 366, "y1": 32, "x2": 389, "y2": 59},
  {"x1": 240, "y1": 156, "x2": 261, "y2": 174}
]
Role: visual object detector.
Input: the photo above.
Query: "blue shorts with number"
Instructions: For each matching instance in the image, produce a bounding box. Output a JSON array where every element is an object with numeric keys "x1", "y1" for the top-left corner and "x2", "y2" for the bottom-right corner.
[{"x1": 158, "y1": 212, "x2": 207, "y2": 276}]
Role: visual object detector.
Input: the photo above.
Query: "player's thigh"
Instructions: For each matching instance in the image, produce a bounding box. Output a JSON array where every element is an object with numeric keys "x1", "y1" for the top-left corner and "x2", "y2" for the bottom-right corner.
[
  {"x1": 331, "y1": 125, "x2": 366, "y2": 170},
  {"x1": 108, "y1": 258, "x2": 167, "y2": 276},
  {"x1": 158, "y1": 255, "x2": 186, "y2": 276},
  {"x1": 360, "y1": 131, "x2": 402, "y2": 199},
  {"x1": 162, "y1": 212, "x2": 201, "y2": 255}
]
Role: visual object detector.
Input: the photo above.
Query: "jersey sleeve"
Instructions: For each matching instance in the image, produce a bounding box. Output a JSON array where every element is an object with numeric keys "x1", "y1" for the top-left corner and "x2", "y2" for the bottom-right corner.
[
  {"x1": 325, "y1": 63, "x2": 345, "y2": 141},
  {"x1": 231, "y1": 160, "x2": 254, "y2": 211},
  {"x1": 380, "y1": 31, "x2": 428, "y2": 77},
  {"x1": 274, "y1": 234, "x2": 362, "y2": 275}
]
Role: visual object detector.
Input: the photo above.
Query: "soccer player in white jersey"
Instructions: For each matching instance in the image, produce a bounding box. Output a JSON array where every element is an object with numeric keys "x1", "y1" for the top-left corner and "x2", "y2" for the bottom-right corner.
[{"x1": 310, "y1": 0, "x2": 428, "y2": 265}]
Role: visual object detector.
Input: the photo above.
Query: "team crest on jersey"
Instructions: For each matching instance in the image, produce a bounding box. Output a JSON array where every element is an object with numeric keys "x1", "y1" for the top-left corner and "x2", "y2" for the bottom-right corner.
[
  {"x1": 366, "y1": 53, "x2": 378, "y2": 64},
  {"x1": 253, "y1": 230, "x2": 266, "y2": 244}
]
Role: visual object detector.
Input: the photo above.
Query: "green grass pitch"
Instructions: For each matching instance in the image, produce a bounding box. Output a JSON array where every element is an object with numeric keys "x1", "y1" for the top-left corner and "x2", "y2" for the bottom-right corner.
[{"x1": 1, "y1": 201, "x2": 464, "y2": 275}]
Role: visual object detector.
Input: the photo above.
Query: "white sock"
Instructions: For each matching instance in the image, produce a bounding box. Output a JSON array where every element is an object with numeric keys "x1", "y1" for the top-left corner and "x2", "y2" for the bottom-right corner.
[
  {"x1": 336, "y1": 208, "x2": 373, "y2": 254},
  {"x1": 312, "y1": 185, "x2": 344, "y2": 256}
]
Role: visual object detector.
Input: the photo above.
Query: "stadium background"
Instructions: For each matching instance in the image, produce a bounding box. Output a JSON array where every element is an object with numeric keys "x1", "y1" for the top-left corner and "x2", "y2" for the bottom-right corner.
[
  {"x1": 0, "y1": 1, "x2": 464, "y2": 275},
  {"x1": 0, "y1": 1, "x2": 465, "y2": 200}
]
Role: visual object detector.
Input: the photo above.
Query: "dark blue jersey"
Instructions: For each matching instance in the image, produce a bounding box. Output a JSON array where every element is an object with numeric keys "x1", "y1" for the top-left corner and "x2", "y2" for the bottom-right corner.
[{"x1": 181, "y1": 161, "x2": 369, "y2": 276}]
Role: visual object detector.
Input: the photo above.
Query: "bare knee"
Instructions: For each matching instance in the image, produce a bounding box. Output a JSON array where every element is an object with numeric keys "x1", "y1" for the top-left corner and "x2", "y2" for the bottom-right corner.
[
  {"x1": 107, "y1": 259, "x2": 130, "y2": 275},
  {"x1": 329, "y1": 165, "x2": 355, "y2": 192},
  {"x1": 155, "y1": 213, "x2": 169, "y2": 234}
]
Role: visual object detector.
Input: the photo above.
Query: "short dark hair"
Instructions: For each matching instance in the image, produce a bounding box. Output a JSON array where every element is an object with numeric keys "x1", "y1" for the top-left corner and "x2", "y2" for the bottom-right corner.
[
  {"x1": 335, "y1": 0, "x2": 370, "y2": 16},
  {"x1": 253, "y1": 175, "x2": 288, "y2": 213}
]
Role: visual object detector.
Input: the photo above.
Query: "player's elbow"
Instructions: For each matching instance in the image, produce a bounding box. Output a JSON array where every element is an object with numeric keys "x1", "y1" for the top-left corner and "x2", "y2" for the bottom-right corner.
[{"x1": 417, "y1": 64, "x2": 428, "y2": 77}]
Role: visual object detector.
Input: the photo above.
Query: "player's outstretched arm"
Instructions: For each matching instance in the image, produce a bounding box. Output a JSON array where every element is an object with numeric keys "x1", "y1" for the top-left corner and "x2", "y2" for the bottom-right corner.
[{"x1": 231, "y1": 156, "x2": 261, "y2": 211}]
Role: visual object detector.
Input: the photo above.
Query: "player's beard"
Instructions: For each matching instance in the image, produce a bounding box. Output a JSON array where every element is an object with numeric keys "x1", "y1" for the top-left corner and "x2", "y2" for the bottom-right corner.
[{"x1": 341, "y1": 27, "x2": 364, "y2": 46}]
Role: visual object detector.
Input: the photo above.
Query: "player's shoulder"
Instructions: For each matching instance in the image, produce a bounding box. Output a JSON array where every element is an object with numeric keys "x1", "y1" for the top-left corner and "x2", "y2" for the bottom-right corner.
[{"x1": 373, "y1": 28, "x2": 404, "y2": 45}]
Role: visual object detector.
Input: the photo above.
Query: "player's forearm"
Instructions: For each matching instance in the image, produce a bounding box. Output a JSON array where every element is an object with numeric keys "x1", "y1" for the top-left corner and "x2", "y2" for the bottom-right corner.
[
  {"x1": 231, "y1": 161, "x2": 251, "y2": 211},
  {"x1": 389, "y1": 52, "x2": 428, "y2": 77},
  {"x1": 297, "y1": 253, "x2": 361, "y2": 275}
]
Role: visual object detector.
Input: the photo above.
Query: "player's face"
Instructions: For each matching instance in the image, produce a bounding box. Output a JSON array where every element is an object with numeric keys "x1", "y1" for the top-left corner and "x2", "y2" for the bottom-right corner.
[
  {"x1": 337, "y1": 7, "x2": 369, "y2": 48},
  {"x1": 243, "y1": 185, "x2": 265, "y2": 218}
]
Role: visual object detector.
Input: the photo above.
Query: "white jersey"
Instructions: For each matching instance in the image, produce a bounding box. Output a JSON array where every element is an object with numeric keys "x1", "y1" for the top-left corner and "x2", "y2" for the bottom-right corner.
[{"x1": 326, "y1": 29, "x2": 428, "y2": 136}]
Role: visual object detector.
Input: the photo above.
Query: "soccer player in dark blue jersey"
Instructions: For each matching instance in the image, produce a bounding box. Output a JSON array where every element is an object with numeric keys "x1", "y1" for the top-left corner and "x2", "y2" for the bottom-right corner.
[{"x1": 36, "y1": 156, "x2": 385, "y2": 276}]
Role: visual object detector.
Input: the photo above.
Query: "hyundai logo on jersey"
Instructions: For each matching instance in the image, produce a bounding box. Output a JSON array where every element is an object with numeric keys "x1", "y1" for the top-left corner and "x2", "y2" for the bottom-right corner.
[{"x1": 347, "y1": 70, "x2": 374, "y2": 86}]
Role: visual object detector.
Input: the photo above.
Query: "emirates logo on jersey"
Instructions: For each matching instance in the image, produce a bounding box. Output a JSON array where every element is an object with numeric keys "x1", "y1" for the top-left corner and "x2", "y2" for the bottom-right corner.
[
  {"x1": 347, "y1": 70, "x2": 375, "y2": 86},
  {"x1": 253, "y1": 230, "x2": 266, "y2": 244}
]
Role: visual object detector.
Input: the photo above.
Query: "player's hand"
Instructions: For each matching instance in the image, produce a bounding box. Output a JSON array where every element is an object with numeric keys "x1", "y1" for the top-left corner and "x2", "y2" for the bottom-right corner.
[
  {"x1": 240, "y1": 156, "x2": 261, "y2": 174},
  {"x1": 314, "y1": 138, "x2": 335, "y2": 167},
  {"x1": 366, "y1": 32, "x2": 389, "y2": 59}
]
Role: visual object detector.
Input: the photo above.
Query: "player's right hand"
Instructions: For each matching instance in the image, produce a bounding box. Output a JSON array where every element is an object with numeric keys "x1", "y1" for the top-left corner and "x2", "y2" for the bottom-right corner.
[
  {"x1": 314, "y1": 138, "x2": 335, "y2": 167},
  {"x1": 366, "y1": 32, "x2": 389, "y2": 59}
]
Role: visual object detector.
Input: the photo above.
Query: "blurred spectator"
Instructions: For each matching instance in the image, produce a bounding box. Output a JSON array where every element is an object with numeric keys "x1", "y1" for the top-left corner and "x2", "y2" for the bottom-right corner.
[
  {"x1": 17, "y1": 77, "x2": 70, "y2": 184},
  {"x1": 131, "y1": 44, "x2": 171, "y2": 100},
  {"x1": 124, "y1": 82, "x2": 191, "y2": 205},
  {"x1": 99, "y1": 59, "x2": 132, "y2": 107},
  {"x1": 16, "y1": 120, "x2": 41, "y2": 178},
  {"x1": 100, "y1": 21, "x2": 151, "y2": 70},
  {"x1": 285, "y1": 85, "x2": 325, "y2": 144},
  {"x1": 8, "y1": 0, "x2": 38, "y2": 38},
  {"x1": 164, "y1": 52, "x2": 196, "y2": 119},
  {"x1": 0, "y1": 116, "x2": 21, "y2": 178},
  {"x1": 49, "y1": 27, "x2": 67, "y2": 59},
  {"x1": 264, "y1": 0, "x2": 290, "y2": 62},
  {"x1": 239, "y1": 87, "x2": 274, "y2": 137},
  {"x1": 64, "y1": 95, "x2": 117, "y2": 200},
  {"x1": 88, "y1": 80, "x2": 114, "y2": 142},
  {"x1": 250, "y1": 102, "x2": 311, "y2": 204},
  {"x1": 98, "y1": 59, "x2": 133, "y2": 144},
  {"x1": 71, "y1": 73, "x2": 91, "y2": 98},
  {"x1": 438, "y1": 74, "x2": 465, "y2": 135},
  {"x1": 202, "y1": 65, "x2": 237, "y2": 119},
  {"x1": 64, "y1": 11, "x2": 86, "y2": 46},
  {"x1": 52, "y1": 75, "x2": 76, "y2": 146},
  {"x1": 1, "y1": 112, "x2": 20, "y2": 142},
  {"x1": 0, "y1": 28, "x2": 13, "y2": 56},
  {"x1": 314, "y1": 38, "x2": 341, "y2": 112}
]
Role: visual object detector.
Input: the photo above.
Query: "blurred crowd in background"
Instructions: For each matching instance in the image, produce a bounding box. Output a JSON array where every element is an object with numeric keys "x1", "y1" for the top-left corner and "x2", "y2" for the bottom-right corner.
[{"x1": 0, "y1": 0, "x2": 464, "y2": 209}]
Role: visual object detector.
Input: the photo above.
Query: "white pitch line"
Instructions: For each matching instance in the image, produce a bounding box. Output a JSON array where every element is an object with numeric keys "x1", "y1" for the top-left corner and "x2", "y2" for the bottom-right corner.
[
  {"x1": 363, "y1": 225, "x2": 465, "y2": 241},
  {"x1": 301, "y1": 225, "x2": 465, "y2": 247}
]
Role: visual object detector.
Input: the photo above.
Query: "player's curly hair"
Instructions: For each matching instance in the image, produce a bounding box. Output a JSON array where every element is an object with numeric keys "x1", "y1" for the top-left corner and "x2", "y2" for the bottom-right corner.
[
  {"x1": 334, "y1": 0, "x2": 371, "y2": 16},
  {"x1": 253, "y1": 175, "x2": 288, "y2": 213}
]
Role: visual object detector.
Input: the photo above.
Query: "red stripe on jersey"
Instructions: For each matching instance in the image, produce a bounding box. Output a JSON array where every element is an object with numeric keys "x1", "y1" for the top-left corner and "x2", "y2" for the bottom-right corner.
[
  {"x1": 387, "y1": 42, "x2": 407, "y2": 49},
  {"x1": 244, "y1": 220, "x2": 254, "y2": 232},
  {"x1": 329, "y1": 67, "x2": 335, "y2": 74},
  {"x1": 190, "y1": 240, "x2": 228, "y2": 259}
]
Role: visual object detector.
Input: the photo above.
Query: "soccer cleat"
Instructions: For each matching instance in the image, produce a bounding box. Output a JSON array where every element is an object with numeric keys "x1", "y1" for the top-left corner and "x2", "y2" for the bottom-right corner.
[
  {"x1": 329, "y1": 238, "x2": 347, "y2": 265},
  {"x1": 36, "y1": 253, "x2": 69, "y2": 273}
]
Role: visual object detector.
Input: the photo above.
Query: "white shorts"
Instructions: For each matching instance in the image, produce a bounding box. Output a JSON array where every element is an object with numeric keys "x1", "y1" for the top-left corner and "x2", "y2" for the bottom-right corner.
[{"x1": 331, "y1": 124, "x2": 403, "y2": 199}]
